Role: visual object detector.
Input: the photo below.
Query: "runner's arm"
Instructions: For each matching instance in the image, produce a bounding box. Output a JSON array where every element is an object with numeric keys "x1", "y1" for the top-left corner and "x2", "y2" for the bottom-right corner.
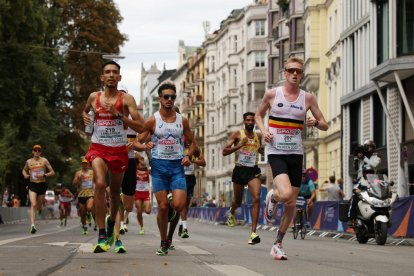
[
  {"x1": 307, "y1": 92, "x2": 329, "y2": 131},
  {"x1": 255, "y1": 90, "x2": 273, "y2": 143}
]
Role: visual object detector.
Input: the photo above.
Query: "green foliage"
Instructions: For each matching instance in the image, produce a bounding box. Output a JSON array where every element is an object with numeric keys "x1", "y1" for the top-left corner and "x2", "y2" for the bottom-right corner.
[{"x1": 0, "y1": 0, "x2": 126, "y2": 199}]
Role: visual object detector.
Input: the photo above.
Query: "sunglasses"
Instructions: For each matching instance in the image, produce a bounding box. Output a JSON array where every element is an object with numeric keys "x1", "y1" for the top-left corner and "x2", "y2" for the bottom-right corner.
[
  {"x1": 162, "y1": 94, "x2": 176, "y2": 100},
  {"x1": 33, "y1": 149, "x2": 41, "y2": 152},
  {"x1": 285, "y1": 68, "x2": 304, "y2": 75}
]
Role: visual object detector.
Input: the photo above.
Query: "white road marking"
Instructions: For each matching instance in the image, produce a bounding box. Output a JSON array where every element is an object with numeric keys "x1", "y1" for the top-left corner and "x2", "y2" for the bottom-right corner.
[
  {"x1": 46, "y1": 242, "x2": 69, "y2": 246},
  {"x1": 0, "y1": 225, "x2": 78, "y2": 246},
  {"x1": 207, "y1": 265, "x2": 264, "y2": 276},
  {"x1": 76, "y1": 243, "x2": 94, "y2": 253},
  {"x1": 179, "y1": 245, "x2": 212, "y2": 255}
]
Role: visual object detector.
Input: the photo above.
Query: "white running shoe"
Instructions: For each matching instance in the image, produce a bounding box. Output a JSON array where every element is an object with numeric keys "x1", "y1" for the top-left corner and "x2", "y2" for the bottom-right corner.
[
  {"x1": 264, "y1": 189, "x2": 277, "y2": 223},
  {"x1": 270, "y1": 242, "x2": 288, "y2": 260}
]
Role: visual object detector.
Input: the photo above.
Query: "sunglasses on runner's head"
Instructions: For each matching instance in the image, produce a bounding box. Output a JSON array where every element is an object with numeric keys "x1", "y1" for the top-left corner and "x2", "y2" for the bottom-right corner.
[
  {"x1": 33, "y1": 149, "x2": 41, "y2": 152},
  {"x1": 285, "y1": 68, "x2": 304, "y2": 75},
  {"x1": 162, "y1": 94, "x2": 176, "y2": 100}
]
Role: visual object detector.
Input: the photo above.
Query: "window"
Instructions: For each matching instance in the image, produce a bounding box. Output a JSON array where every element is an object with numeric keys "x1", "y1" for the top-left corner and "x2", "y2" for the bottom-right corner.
[
  {"x1": 211, "y1": 116, "x2": 215, "y2": 135},
  {"x1": 349, "y1": 101, "x2": 361, "y2": 150},
  {"x1": 397, "y1": 0, "x2": 414, "y2": 55},
  {"x1": 255, "y1": 51, "x2": 265, "y2": 67},
  {"x1": 234, "y1": 35, "x2": 238, "y2": 52},
  {"x1": 373, "y1": 92, "x2": 386, "y2": 148},
  {"x1": 233, "y1": 69, "x2": 238, "y2": 88},
  {"x1": 233, "y1": 104, "x2": 237, "y2": 124},
  {"x1": 211, "y1": 85, "x2": 215, "y2": 102},
  {"x1": 255, "y1": 20, "x2": 265, "y2": 36},
  {"x1": 211, "y1": 148, "x2": 215, "y2": 169},
  {"x1": 211, "y1": 56, "x2": 215, "y2": 72},
  {"x1": 377, "y1": 0, "x2": 389, "y2": 63}
]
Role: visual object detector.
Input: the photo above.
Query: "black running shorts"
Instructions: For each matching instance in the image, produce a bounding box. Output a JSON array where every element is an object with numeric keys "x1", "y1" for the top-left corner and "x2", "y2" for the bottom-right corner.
[
  {"x1": 231, "y1": 165, "x2": 261, "y2": 186},
  {"x1": 268, "y1": 154, "x2": 303, "y2": 187},
  {"x1": 122, "y1": 158, "x2": 137, "y2": 196}
]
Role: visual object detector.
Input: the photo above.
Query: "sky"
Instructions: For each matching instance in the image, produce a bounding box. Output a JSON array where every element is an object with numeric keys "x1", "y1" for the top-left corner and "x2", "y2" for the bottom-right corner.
[{"x1": 114, "y1": 0, "x2": 253, "y2": 103}]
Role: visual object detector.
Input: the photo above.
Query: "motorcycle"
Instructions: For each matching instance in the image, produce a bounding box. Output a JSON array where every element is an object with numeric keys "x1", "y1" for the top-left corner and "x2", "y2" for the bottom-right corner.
[{"x1": 354, "y1": 174, "x2": 398, "y2": 245}]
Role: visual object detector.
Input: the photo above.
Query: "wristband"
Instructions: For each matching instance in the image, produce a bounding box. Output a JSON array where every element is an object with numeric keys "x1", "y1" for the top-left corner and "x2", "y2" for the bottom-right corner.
[
  {"x1": 314, "y1": 120, "x2": 319, "y2": 127},
  {"x1": 117, "y1": 112, "x2": 123, "y2": 119}
]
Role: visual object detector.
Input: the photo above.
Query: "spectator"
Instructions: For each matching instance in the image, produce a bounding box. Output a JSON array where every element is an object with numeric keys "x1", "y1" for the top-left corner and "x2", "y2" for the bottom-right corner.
[
  {"x1": 319, "y1": 176, "x2": 345, "y2": 201},
  {"x1": 12, "y1": 195, "x2": 21, "y2": 208}
]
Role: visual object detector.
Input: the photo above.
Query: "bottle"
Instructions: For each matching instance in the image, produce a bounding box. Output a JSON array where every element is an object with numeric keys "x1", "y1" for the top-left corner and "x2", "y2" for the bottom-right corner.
[{"x1": 85, "y1": 108, "x2": 94, "y2": 134}]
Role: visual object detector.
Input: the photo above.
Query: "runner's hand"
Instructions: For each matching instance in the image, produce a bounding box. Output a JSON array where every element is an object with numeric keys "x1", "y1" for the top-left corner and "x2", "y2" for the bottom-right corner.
[{"x1": 263, "y1": 131, "x2": 273, "y2": 143}]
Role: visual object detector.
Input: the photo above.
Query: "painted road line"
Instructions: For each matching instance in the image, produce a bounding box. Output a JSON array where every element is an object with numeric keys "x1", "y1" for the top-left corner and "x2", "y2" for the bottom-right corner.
[
  {"x1": 179, "y1": 245, "x2": 212, "y2": 255},
  {"x1": 0, "y1": 225, "x2": 78, "y2": 246},
  {"x1": 207, "y1": 265, "x2": 264, "y2": 276}
]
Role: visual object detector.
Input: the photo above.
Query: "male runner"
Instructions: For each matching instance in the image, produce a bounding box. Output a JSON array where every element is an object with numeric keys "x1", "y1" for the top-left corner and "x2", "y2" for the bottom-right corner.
[
  {"x1": 22, "y1": 144, "x2": 55, "y2": 234},
  {"x1": 82, "y1": 60, "x2": 144, "y2": 253},
  {"x1": 134, "y1": 152, "x2": 152, "y2": 235},
  {"x1": 178, "y1": 145, "x2": 206, "y2": 238},
  {"x1": 72, "y1": 158, "x2": 95, "y2": 234},
  {"x1": 140, "y1": 82, "x2": 197, "y2": 256},
  {"x1": 255, "y1": 57, "x2": 328, "y2": 260},
  {"x1": 222, "y1": 112, "x2": 264, "y2": 245}
]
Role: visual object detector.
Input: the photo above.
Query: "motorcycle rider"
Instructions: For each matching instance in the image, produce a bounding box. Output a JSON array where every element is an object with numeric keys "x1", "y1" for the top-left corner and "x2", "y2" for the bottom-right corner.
[{"x1": 348, "y1": 139, "x2": 381, "y2": 225}]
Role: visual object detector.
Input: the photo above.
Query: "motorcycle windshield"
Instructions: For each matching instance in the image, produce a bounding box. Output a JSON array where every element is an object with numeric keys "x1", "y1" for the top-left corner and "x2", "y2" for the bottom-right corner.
[{"x1": 366, "y1": 174, "x2": 389, "y2": 199}]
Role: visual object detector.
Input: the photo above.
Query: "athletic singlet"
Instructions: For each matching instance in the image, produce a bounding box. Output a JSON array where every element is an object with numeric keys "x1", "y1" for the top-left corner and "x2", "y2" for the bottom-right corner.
[
  {"x1": 80, "y1": 169, "x2": 93, "y2": 189},
  {"x1": 26, "y1": 158, "x2": 48, "y2": 183},
  {"x1": 184, "y1": 148, "x2": 195, "y2": 175},
  {"x1": 235, "y1": 130, "x2": 261, "y2": 167},
  {"x1": 266, "y1": 87, "x2": 306, "y2": 155},
  {"x1": 135, "y1": 169, "x2": 150, "y2": 192},
  {"x1": 91, "y1": 92, "x2": 127, "y2": 147},
  {"x1": 151, "y1": 111, "x2": 184, "y2": 160},
  {"x1": 59, "y1": 190, "x2": 72, "y2": 203}
]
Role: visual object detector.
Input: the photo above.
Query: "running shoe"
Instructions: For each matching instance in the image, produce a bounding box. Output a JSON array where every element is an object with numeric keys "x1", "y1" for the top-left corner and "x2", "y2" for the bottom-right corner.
[
  {"x1": 264, "y1": 189, "x2": 277, "y2": 223},
  {"x1": 248, "y1": 232, "x2": 261, "y2": 245},
  {"x1": 114, "y1": 239, "x2": 126, "y2": 254},
  {"x1": 156, "y1": 242, "x2": 169, "y2": 256},
  {"x1": 120, "y1": 226, "x2": 125, "y2": 235},
  {"x1": 167, "y1": 239, "x2": 175, "y2": 250},
  {"x1": 93, "y1": 237, "x2": 110, "y2": 253},
  {"x1": 30, "y1": 225, "x2": 37, "y2": 234},
  {"x1": 106, "y1": 215, "x2": 115, "y2": 247},
  {"x1": 178, "y1": 224, "x2": 183, "y2": 237},
  {"x1": 270, "y1": 242, "x2": 288, "y2": 260},
  {"x1": 227, "y1": 214, "x2": 235, "y2": 227},
  {"x1": 181, "y1": 228, "x2": 189, "y2": 239},
  {"x1": 82, "y1": 226, "x2": 88, "y2": 235},
  {"x1": 139, "y1": 227, "x2": 145, "y2": 235}
]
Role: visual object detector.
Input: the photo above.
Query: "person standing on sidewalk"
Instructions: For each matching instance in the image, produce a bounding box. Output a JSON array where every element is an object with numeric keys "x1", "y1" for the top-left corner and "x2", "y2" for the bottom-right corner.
[
  {"x1": 82, "y1": 60, "x2": 144, "y2": 253},
  {"x1": 22, "y1": 144, "x2": 55, "y2": 234},
  {"x1": 139, "y1": 82, "x2": 197, "y2": 256},
  {"x1": 255, "y1": 57, "x2": 328, "y2": 260},
  {"x1": 222, "y1": 112, "x2": 264, "y2": 245}
]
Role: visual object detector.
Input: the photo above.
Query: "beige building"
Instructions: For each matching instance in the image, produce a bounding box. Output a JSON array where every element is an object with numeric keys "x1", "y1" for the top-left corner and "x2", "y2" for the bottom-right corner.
[{"x1": 204, "y1": 2, "x2": 268, "y2": 204}]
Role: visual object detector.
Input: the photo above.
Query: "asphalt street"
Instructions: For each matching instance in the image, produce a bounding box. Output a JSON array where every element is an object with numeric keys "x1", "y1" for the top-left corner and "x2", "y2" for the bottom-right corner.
[{"x1": 0, "y1": 213, "x2": 413, "y2": 276}]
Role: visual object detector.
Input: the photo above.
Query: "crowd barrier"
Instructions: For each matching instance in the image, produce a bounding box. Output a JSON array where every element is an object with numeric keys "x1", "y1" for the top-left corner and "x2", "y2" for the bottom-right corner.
[
  {"x1": 152, "y1": 195, "x2": 414, "y2": 238},
  {"x1": 0, "y1": 206, "x2": 29, "y2": 223}
]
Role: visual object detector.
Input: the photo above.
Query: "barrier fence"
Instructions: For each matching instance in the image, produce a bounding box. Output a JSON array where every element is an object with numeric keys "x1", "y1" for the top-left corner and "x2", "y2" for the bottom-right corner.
[{"x1": 153, "y1": 195, "x2": 414, "y2": 238}]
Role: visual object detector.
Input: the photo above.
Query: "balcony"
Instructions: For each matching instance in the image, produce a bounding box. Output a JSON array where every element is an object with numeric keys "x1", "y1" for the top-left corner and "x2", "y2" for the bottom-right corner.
[{"x1": 247, "y1": 68, "x2": 266, "y2": 83}]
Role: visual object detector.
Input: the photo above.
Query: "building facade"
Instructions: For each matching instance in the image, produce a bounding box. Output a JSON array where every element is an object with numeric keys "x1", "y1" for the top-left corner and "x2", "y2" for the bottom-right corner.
[
  {"x1": 204, "y1": 2, "x2": 268, "y2": 204},
  {"x1": 341, "y1": 0, "x2": 414, "y2": 197}
]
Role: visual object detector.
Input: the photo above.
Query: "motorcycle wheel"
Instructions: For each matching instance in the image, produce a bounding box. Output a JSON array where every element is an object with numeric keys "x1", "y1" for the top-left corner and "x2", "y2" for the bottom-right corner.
[
  {"x1": 356, "y1": 223, "x2": 369, "y2": 244},
  {"x1": 375, "y1": 221, "x2": 388, "y2": 245}
]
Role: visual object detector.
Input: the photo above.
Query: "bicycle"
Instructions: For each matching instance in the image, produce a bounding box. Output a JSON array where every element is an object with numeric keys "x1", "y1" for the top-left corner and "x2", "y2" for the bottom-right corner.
[{"x1": 293, "y1": 196, "x2": 307, "y2": 240}]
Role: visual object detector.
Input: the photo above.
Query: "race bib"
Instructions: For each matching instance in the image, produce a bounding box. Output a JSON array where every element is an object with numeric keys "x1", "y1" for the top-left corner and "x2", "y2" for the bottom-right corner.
[
  {"x1": 135, "y1": 181, "x2": 149, "y2": 192},
  {"x1": 158, "y1": 139, "x2": 182, "y2": 159},
  {"x1": 94, "y1": 118, "x2": 127, "y2": 144},
  {"x1": 237, "y1": 150, "x2": 256, "y2": 167},
  {"x1": 271, "y1": 128, "x2": 302, "y2": 151},
  {"x1": 31, "y1": 168, "x2": 45, "y2": 181},
  {"x1": 184, "y1": 163, "x2": 195, "y2": 174},
  {"x1": 82, "y1": 180, "x2": 93, "y2": 189}
]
